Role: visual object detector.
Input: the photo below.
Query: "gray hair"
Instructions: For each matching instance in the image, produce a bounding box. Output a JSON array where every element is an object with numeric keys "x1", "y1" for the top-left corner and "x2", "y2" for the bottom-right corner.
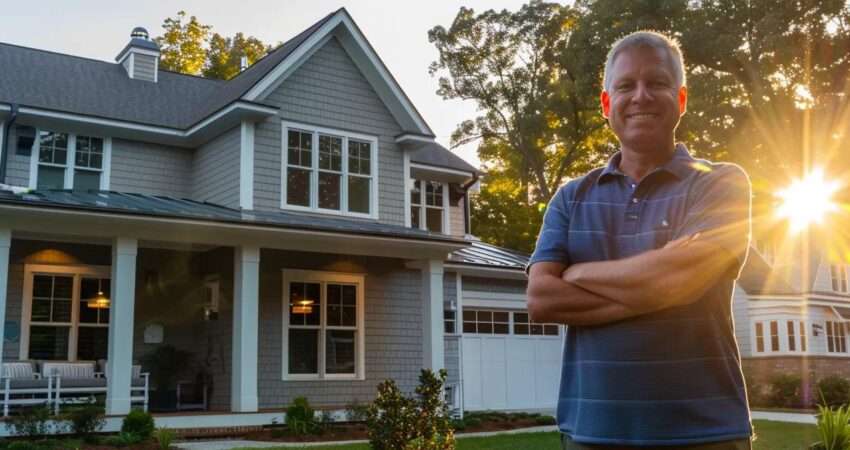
[{"x1": 602, "y1": 31, "x2": 686, "y2": 92}]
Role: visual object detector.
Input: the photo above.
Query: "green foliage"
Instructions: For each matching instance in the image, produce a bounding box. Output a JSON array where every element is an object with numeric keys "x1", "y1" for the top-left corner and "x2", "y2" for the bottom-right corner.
[
  {"x1": 819, "y1": 377, "x2": 850, "y2": 409},
  {"x1": 153, "y1": 427, "x2": 177, "y2": 450},
  {"x1": 9, "y1": 406, "x2": 52, "y2": 437},
  {"x1": 534, "y1": 415, "x2": 557, "y2": 426},
  {"x1": 154, "y1": 12, "x2": 272, "y2": 80},
  {"x1": 345, "y1": 399, "x2": 370, "y2": 423},
  {"x1": 63, "y1": 402, "x2": 105, "y2": 440},
  {"x1": 768, "y1": 373, "x2": 804, "y2": 408},
  {"x1": 813, "y1": 404, "x2": 850, "y2": 450},
  {"x1": 104, "y1": 431, "x2": 142, "y2": 447},
  {"x1": 120, "y1": 409, "x2": 155, "y2": 441},
  {"x1": 366, "y1": 369, "x2": 455, "y2": 450},
  {"x1": 155, "y1": 11, "x2": 211, "y2": 75},
  {"x1": 285, "y1": 397, "x2": 317, "y2": 436}
]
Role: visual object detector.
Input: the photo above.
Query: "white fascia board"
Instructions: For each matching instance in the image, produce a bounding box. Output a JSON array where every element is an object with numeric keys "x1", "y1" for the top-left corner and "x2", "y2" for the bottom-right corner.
[
  {"x1": 396, "y1": 134, "x2": 436, "y2": 144},
  {"x1": 443, "y1": 263, "x2": 527, "y2": 280},
  {"x1": 17, "y1": 102, "x2": 277, "y2": 143}
]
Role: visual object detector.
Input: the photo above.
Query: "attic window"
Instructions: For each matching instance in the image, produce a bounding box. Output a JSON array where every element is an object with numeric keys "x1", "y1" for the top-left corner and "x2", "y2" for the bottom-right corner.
[{"x1": 28, "y1": 129, "x2": 111, "y2": 192}]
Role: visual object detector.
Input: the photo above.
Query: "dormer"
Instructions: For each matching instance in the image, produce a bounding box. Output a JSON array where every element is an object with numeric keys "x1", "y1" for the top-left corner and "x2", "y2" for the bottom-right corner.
[{"x1": 115, "y1": 27, "x2": 160, "y2": 82}]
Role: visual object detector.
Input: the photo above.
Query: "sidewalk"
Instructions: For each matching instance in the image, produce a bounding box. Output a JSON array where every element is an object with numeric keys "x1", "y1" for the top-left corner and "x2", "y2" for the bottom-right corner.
[{"x1": 751, "y1": 410, "x2": 816, "y2": 424}]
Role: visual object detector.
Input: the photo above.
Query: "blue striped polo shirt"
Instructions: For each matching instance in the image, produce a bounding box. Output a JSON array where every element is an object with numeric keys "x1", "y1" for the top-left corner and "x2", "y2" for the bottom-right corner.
[{"x1": 529, "y1": 144, "x2": 753, "y2": 446}]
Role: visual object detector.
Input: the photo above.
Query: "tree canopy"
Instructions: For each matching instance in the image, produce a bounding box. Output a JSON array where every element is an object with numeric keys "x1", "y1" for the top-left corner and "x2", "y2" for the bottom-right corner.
[
  {"x1": 155, "y1": 11, "x2": 273, "y2": 80},
  {"x1": 430, "y1": 0, "x2": 850, "y2": 252}
]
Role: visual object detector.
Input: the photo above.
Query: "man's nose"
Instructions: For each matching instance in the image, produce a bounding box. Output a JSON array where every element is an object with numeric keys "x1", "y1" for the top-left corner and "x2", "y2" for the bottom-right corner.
[{"x1": 632, "y1": 82, "x2": 653, "y2": 103}]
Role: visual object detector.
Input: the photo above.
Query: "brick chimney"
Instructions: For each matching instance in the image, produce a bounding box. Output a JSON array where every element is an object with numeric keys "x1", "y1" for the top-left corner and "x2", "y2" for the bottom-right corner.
[{"x1": 115, "y1": 27, "x2": 160, "y2": 82}]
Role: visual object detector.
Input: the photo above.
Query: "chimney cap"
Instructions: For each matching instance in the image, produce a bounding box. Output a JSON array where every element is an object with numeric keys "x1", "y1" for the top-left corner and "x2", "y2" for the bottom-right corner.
[{"x1": 131, "y1": 27, "x2": 150, "y2": 40}]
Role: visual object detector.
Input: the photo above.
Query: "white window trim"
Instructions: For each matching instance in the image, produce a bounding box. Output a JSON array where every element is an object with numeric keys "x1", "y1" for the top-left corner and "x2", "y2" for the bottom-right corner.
[
  {"x1": 830, "y1": 264, "x2": 848, "y2": 293},
  {"x1": 281, "y1": 269, "x2": 366, "y2": 381},
  {"x1": 411, "y1": 179, "x2": 450, "y2": 234},
  {"x1": 28, "y1": 129, "x2": 112, "y2": 191},
  {"x1": 280, "y1": 121, "x2": 378, "y2": 220},
  {"x1": 825, "y1": 320, "x2": 848, "y2": 354},
  {"x1": 20, "y1": 264, "x2": 111, "y2": 361},
  {"x1": 460, "y1": 307, "x2": 562, "y2": 339}
]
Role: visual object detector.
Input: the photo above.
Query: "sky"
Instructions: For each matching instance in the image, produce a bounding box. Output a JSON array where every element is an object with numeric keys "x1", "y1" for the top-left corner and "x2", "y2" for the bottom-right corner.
[{"x1": 0, "y1": 0, "x2": 532, "y2": 169}]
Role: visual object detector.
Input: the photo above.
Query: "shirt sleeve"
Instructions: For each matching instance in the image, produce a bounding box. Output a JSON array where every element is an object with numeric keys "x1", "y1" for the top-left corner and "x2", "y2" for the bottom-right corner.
[
  {"x1": 675, "y1": 163, "x2": 752, "y2": 278},
  {"x1": 526, "y1": 184, "x2": 572, "y2": 274}
]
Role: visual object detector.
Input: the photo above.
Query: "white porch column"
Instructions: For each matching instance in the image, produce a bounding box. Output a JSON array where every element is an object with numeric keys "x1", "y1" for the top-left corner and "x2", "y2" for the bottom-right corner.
[
  {"x1": 106, "y1": 237, "x2": 138, "y2": 415},
  {"x1": 421, "y1": 259, "x2": 445, "y2": 371},
  {"x1": 231, "y1": 245, "x2": 259, "y2": 412},
  {"x1": 0, "y1": 229, "x2": 11, "y2": 362}
]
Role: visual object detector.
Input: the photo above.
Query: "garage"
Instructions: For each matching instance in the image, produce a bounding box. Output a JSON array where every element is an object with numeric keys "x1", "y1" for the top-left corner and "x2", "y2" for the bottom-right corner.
[{"x1": 460, "y1": 307, "x2": 562, "y2": 411}]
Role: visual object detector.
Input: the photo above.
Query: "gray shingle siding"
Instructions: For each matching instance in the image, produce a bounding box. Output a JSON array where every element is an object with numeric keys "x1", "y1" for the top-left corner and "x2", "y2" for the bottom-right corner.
[
  {"x1": 5, "y1": 127, "x2": 31, "y2": 187},
  {"x1": 462, "y1": 276, "x2": 526, "y2": 295},
  {"x1": 133, "y1": 54, "x2": 157, "y2": 82},
  {"x1": 110, "y1": 139, "x2": 193, "y2": 198},
  {"x1": 192, "y1": 127, "x2": 241, "y2": 208},
  {"x1": 449, "y1": 202, "x2": 465, "y2": 237},
  {"x1": 732, "y1": 285, "x2": 751, "y2": 357},
  {"x1": 252, "y1": 37, "x2": 406, "y2": 226},
  {"x1": 443, "y1": 271, "x2": 460, "y2": 384}
]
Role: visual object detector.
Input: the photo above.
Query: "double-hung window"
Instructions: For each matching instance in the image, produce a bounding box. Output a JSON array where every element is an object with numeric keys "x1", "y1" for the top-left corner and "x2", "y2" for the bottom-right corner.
[
  {"x1": 282, "y1": 122, "x2": 377, "y2": 218},
  {"x1": 410, "y1": 180, "x2": 449, "y2": 233},
  {"x1": 22, "y1": 265, "x2": 110, "y2": 361},
  {"x1": 282, "y1": 269, "x2": 365, "y2": 380},
  {"x1": 827, "y1": 321, "x2": 847, "y2": 354},
  {"x1": 29, "y1": 129, "x2": 111, "y2": 191}
]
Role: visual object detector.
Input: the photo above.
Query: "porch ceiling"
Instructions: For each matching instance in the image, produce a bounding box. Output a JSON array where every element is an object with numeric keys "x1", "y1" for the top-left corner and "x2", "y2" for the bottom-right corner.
[{"x1": 0, "y1": 190, "x2": 466, "y2": 259}]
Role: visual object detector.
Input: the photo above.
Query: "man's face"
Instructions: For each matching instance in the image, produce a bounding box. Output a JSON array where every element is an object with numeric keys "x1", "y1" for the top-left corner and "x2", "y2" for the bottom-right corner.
[{"x1": 600, "y1": 45, "x2": 687, "y2": 152}]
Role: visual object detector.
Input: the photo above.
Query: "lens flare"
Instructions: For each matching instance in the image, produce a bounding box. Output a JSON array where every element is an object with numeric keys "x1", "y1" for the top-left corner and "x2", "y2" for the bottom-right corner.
[{"x1": 775, "y1": 168, "x2": 840, "y2": 232}]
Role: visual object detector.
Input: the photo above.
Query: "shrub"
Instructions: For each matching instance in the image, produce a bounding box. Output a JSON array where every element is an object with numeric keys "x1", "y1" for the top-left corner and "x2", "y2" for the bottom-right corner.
[
  {"x1": 818, "y1": 376, "x2": 850, "y2": 409},
  {"x1": 6, "y1": 442, "x2": 41, "y2": 450},
  {"x1": 9, "y1": 406, "x2": 52, "y2": 437},
  {"x1": 153, "y1": 427, "x2": 177, "y2": 450},
  {"x1": 768, "y1": 373, "x2": 803, "y2": 408},
  {"x1": 813, "y1": 403, "x2": 850, "y2": 450},
  {"x1": 64, "y1": 402, "x2": 105, "y2": 440},
  {"x1": 462, "y1": 417, "x2": 481, "y2": 428},
  {"x1": 104, "y1": 431, "x2": 142, "y2": 447},
  {"x1": 449, "y1": 418, "x2": 465, "y2": 431},
  {"x1": 121, "y1": 409, "x2": 155, "y2": 441},
  {"x1": 285, "y1": 397, "x2": 317, "y2": 436},
  {"x1": 366, "y1": 369, "x2": 455, "y2": 450},
  {"x1": 534, "y1": 415, "x2": 557, "y2": 426}
]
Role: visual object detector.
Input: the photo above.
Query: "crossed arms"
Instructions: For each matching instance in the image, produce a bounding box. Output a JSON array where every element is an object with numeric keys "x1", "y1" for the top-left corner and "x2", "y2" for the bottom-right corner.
[{"x1": 526, "y1": 235, "x2": 738, "y2": 327}]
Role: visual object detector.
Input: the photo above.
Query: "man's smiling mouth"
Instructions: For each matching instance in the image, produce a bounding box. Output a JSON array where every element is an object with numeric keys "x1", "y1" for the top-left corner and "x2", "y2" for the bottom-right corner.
[{"x1": 626, "y1": 113, "x2": 658, "y2": 119}]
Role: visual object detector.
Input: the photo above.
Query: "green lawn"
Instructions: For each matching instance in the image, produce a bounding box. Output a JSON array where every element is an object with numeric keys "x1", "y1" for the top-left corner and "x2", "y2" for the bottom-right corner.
[{"x1": 232, "y1": 420, "x2": 818, "y2": 450}]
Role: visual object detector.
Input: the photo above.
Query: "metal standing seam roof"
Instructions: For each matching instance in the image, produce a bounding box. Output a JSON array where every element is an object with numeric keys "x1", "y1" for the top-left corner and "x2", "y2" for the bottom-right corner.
[
  {"x1": 0, "y1": 10, "x2": 337, "y2": 130},
  {"x1": 0, "y1": 189, "x2": 466, "y2": 245},
  {"x1": 448, "y1": 240, "x2": 529, "y2": 271}
]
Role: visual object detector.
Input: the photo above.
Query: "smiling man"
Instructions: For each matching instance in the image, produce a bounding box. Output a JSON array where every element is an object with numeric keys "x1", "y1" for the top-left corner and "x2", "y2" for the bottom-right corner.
[{"x1": 526, "y1": 31, "x2": 753, "y2": 449}]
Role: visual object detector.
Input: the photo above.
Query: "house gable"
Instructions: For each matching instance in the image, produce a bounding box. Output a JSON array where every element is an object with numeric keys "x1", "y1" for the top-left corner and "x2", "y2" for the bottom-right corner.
[
  {"x1": 243, "y1": 9, "x2": 432, "y2": 137},
  {"x1": 252, "y1": 37, "x2": 406, "y2": 225}
]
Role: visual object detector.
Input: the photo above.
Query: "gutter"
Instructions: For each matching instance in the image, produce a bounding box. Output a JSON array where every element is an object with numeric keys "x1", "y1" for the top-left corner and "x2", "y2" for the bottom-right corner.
[
  {"x1": 0, "y1": 104, "x2": 18, "y2": 184},
  {"x1": 461, "y1": 173, "x2": 479, "y2": 235}
]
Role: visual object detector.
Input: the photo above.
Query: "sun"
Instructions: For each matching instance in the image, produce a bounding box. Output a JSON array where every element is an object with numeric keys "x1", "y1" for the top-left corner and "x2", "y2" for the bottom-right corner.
[{"x1": 775, "y1": 168, "x2": 840, "y2": 232}]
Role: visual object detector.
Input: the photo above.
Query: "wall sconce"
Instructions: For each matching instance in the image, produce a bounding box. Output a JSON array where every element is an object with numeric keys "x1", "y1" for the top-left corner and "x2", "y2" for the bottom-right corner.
[{"x1": 813, "y1": 323, "x2": 824, "y2": 337}]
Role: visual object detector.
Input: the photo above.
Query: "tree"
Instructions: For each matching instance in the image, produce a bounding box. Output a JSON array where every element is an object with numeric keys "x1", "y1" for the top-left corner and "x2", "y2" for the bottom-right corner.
[
  {"x1": 155, "y1": 12, "x2": 273, "y2": 80},
  {"x1": 155, "y1": 11, "x2": 211, "y2": 76},
  {"x1": 203, "y1": 32, "x2": 273, "y2": 80}
]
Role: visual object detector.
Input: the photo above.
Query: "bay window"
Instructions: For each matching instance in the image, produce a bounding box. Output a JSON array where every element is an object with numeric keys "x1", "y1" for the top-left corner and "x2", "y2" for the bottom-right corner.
[
  {"x1": 29, "y1": 129, "x2": 111, "y2": 191},
  {"x1": 21, "y1": 265, "x2": 111, "y2": 361},
  {"x1": 282, "y1": 122, "x2": 377, "y2": 218},
  {"x1": 282, "y1": 269, "x2": 365, "y2": 380}
]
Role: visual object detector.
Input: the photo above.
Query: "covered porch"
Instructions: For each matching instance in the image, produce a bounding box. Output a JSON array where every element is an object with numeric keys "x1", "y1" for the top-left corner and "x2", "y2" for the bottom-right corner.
[{"x1": 0, "y1": 191, "x2": 465, "y2": 419}]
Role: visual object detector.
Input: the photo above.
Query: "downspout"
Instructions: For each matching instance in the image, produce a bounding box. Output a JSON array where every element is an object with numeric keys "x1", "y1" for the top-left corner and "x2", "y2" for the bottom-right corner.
[
  {"x1": 461, "y1": 174, "x2": 479, "y2": 236},
  {"x1": 0, "y1": 104, "x2": 19, "y2": 184}
]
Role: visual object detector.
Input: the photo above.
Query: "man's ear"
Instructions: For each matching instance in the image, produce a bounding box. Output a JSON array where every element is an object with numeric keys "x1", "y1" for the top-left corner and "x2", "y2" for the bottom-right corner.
[
  {"x1": 600, "y1": 91, "x2": 610, "y2": 118},
  {"x1": 678, "y1": 86, "x2": 688, "y2": 115}
]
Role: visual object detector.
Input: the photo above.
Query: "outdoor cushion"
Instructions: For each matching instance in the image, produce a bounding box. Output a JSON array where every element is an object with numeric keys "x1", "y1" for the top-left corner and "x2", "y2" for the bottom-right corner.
[
  {"x1": 2, "y1": 362, "x2": 35, "y2": 379},
  {"x1": 42, "y1": 362, "x2": 95, "y2": 379},
  {"x1": 7, "y1": 379, "x2": 50, "y2": 390},
  {"x1": 55, "y1": 378, "x2": 106, "y2": 389}
]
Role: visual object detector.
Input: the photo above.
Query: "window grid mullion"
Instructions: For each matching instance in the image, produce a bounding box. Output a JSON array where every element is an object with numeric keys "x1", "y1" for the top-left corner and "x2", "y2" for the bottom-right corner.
[
  {"x1": 342, "y1": 137, "x2": 349, "y2": 213},
  {"x1": 319, "y1": 281, "x2": 326, "y2": 378},
  {"x1": 311, "y1": 131, "x2": 318, "y2": 210}
]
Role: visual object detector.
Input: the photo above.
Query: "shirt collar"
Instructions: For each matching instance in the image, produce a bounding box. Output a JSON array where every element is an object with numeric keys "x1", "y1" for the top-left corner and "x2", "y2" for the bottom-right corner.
[{"x1": 597, "y1": 143, "x2": 694, "y2": 184}]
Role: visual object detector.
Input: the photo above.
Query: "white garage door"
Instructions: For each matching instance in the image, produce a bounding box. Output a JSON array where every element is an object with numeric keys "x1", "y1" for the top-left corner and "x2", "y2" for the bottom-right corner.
[{"x1": 461, "y1": 309, "x2": 562, "y2": 411}]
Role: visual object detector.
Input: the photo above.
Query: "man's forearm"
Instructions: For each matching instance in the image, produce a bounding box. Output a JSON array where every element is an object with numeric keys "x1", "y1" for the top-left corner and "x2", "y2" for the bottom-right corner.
[
  {"x1": 527, "y1": 271, "x2": 642, "y2": 326},
  {"x1": 563, "y1": 241, "x2": 733, "y2": 313}
]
